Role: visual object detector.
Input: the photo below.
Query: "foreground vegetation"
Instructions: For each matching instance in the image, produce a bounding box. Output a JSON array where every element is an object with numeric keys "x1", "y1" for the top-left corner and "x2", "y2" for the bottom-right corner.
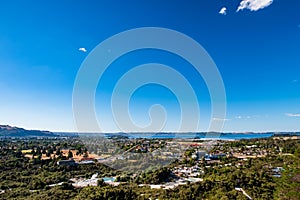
[{"x1": 0, "y1": 137, "x2": 299, "y2": 199}]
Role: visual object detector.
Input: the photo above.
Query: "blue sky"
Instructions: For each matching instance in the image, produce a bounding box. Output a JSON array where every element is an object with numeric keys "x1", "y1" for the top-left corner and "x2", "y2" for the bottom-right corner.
[{"x1": 0, "y1": 0, "x2": 299, "y2": 132}]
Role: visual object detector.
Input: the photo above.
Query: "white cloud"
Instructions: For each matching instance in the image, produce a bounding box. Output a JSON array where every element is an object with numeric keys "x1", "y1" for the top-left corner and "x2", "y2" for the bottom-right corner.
[
  {"x1": 212, "y1": 118, "x2": 230, "y2": 121},
  {"x1": 285, "y1": 113, "x2": 300, "y2": 117},
  {"x1": 78, "y1": 47, "x2": 87, "y2": 53},
  {"x1": 237, "y1": 0, "x2": 273, "y2": 12},
  {"x1": 219, "y1": 7, "x2": 227, "y2": 15},
  {"x1": 235, "y1": 115, "x2": 252, "y2": 119}
]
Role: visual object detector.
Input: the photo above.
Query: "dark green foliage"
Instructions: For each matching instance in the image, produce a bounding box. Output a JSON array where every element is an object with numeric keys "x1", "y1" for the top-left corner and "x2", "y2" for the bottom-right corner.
[
  {"x1": 75, "y1": 185, "x2": 137, "y2": 200},
  {"x1": 0, "y1": 138, "x2": 298, "y2": 199}
]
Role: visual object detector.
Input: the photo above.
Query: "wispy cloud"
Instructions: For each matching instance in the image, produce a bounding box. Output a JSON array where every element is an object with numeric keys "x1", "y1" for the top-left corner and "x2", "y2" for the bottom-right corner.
[
  {"x1": 237, "y1": 0, "x2": 273, "y2": 12},
  {"x1": 219, "y1": 7, "x2": 227, "y2": 15},
  {"x1": 212, "y1": 117, "x2": 230, "y2": 121},
  {"x1": 78, "y1": 47, "x2": 87, "y2": 53},
  {"x1": 285, "y1": 113, "x2": 300, "y2": 117},
  {"x1": 235, "y1": 115, "x2": 253, "y2": 119}
]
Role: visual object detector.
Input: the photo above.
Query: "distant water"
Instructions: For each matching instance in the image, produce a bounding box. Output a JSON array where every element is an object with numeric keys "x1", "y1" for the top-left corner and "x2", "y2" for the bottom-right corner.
[
  {"x1": 59, "y1": 132, "x2": 300, "y2": 140},
  {"x1": 75, "y1": 133, "x2": 273, "y2": 140},
  {"x1": 217, "y1": 133, "x2": 274, "y2": 140},
  {"x1": 102, "y1": 132, "x2": 274, "y2": 140}
]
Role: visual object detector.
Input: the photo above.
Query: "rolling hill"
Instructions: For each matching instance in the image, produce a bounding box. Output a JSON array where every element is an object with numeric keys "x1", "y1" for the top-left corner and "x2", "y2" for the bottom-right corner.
[{"x1": 0, "y1": 125, "x2": 59, "y2": 137}]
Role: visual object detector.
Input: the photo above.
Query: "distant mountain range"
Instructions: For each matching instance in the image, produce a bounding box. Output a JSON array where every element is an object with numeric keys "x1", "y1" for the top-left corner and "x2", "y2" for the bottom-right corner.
[
  {"x1": 0, "y1": 125, "x2": 59, "y2": 137},
  {"x1": 1, "y1": 124, "x2": 299, "y2": 139}
]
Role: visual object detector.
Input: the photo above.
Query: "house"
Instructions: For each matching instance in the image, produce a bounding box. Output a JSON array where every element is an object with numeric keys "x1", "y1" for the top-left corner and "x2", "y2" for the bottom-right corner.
[
  {"x1": 80, "y1": 157, "x2": 94, "y2": 162},
  {"x1": 57, "y1": 159, "x2": 77, "y2": 166},
  {"x1": 195, "y1": 151, "x2": 206, "y2": 160},
  {"x1": 205, "y1": 153, "x2": 226, "y2": 160}
]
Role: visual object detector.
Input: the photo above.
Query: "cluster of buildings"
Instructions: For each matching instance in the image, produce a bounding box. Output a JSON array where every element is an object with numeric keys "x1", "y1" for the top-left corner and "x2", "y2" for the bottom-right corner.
[
  {"x1": 70, "y1": 173, "x2": 120, "y2": 188},
  {"x1": 57, "y1": 157, "x2": 95, "y2": 166},
  {"x1": 173, "y1": 165, "x2": 204, "y2": 178},
  {"x1": 139, "y1": 177, "x2": 202, "y2": 190},
  {"x1": 54, "y1": 139, "x2": 287, "y2": 191}
]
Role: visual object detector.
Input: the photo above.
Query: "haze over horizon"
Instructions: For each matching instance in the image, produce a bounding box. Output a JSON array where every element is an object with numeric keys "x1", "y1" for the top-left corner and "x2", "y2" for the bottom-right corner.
[{"x1": 0, "y1": 0, "x2": 299, "y2": 132}]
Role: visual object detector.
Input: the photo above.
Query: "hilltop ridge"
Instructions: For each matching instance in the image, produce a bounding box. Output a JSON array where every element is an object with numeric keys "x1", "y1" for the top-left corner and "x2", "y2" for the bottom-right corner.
[{"x1": 0, "y1": 125, "x2": 58, "y2": 137}]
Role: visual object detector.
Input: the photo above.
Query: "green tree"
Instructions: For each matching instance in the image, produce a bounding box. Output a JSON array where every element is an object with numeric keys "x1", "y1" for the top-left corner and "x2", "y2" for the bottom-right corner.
[{"x1": 67, "y1": 150, "x2": 73, "y2": 159}]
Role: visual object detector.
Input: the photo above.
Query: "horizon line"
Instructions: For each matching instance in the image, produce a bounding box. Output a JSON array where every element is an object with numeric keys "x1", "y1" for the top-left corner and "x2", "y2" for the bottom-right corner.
[{"x1": 2, "y1": 124, "x2": 300, "y2": 134}]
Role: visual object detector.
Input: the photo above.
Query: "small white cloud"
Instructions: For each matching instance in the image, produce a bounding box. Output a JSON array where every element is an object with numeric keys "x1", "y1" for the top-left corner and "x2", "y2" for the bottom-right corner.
[
  {"x1": 78, "y1": 47, "x2": 87, "y2": 53},
  {"x1": 234, "y1": 115, "x2": 252, "y2": 119},
  {"x1": 292, "y1": 79, "x2": 298, "y2": 83},
  {"x1": 237, "y1": 0, "x2": 273, "y2": 12},
  {"x1": 212, "y1": 118, "x2": 230, "y2": 121},
  {"x1": 219, "y1": 7, "x2": 227, "y2": 15},
  {"x1": 285, "y1": 113, "x2": 300, "y2": 117}
]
